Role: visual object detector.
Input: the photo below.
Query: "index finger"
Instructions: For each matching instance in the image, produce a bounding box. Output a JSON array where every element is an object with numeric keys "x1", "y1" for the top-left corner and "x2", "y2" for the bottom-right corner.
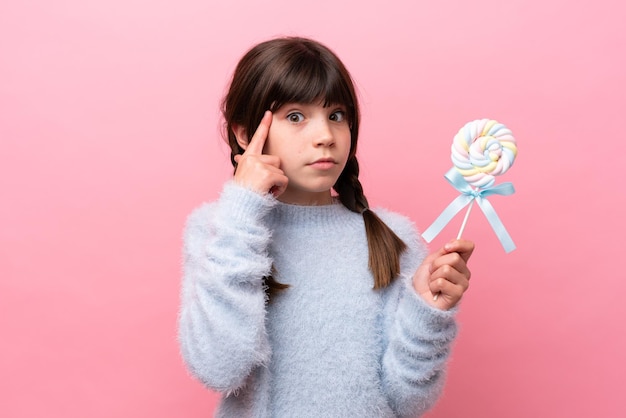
[
  {"x1": 244, "y1": 111, "x2": 272, "y2": 155},
  {"x1": 443, "y1": 239, "x2": 475, "y2": 263}
]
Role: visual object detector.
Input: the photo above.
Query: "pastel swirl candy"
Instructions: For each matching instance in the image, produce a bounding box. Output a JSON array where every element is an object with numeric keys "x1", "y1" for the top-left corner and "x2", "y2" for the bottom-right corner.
[{"x1": 451, "y1": 119, "x2": 517, "y2": 188}]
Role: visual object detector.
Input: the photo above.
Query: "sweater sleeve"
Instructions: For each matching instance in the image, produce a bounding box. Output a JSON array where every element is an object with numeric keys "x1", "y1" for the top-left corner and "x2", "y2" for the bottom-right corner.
[
  {"x1": 178, "y1": 182, "x2": 277, "y2": 393},
  {"x1": 378, "y1": 212, "x2": 458, "y2": 417}
]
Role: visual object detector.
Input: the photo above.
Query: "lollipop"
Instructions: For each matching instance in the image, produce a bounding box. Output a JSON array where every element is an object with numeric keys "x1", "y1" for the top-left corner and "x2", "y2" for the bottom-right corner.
[
  {"x1": 422, "y1": 119, "x2": 518, "y2": 300},
  {"x1": 451, "y1": 119, "x2": 517, "y2": 188},
  {"x1": 422, "y1": 118, "x2": 518, "y2": 253}
]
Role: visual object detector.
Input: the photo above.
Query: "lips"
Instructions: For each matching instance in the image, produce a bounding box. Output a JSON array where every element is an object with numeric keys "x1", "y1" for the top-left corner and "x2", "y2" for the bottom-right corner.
[
  {"x1": 308, "y1": 158, "x2": 337, "y2": 169},
  {"x1": 310, "y1": 158, "x2": 336, "y2": 164}
]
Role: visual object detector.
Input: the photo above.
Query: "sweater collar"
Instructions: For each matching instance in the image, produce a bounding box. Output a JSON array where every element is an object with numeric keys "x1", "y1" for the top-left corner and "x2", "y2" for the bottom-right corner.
[{"x1": 269, "y1": 198, "x2": 362, "y2": 228}]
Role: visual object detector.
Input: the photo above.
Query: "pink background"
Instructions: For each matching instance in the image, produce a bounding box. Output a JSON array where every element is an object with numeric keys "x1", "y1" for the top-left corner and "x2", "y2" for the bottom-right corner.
[{"x1": 1, "y1": 1, "x2": 624, "y2": 417}]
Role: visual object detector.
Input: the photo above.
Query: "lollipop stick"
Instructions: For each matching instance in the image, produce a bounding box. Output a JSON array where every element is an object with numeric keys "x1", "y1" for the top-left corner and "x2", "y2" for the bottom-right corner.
[
  {"x1": 433, "y1": 197, "x2": 475, "y2": 301},
  {"x1": 457, "y1": 199, "x2": 475, "y2": 239}
]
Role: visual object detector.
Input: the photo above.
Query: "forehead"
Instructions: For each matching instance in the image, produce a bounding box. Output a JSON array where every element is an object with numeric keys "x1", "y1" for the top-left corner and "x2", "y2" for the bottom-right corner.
[
  {"x1": 269, "y1": 65, "x2": 353, "y2": 106},
  {"x1": 269, "y1": 86, "x2": 354, "y2": 113},
  {"x1": 274, "y1": 100, "x2": 347, "y2": 110}
]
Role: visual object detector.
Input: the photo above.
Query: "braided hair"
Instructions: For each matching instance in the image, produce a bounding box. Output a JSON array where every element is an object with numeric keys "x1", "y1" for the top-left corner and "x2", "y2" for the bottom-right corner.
[{"x1": 334, "y1": 156, "x2": 407, "y2": 289}]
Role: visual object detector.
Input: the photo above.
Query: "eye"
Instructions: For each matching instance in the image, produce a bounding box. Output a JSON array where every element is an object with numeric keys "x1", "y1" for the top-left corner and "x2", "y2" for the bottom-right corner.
[
  {"x1": 329, "y1": 110, "x2": 346, "y2": 122},
  {"x1": 287, "y1": 112, "x2": 304, "y2": 123}
]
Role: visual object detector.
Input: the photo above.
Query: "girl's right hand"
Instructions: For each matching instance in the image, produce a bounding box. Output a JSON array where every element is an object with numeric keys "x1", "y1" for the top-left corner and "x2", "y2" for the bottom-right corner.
[
  {"x1": 233, "y1": 111, "x2": 289, "y2": 197},
  {"x1": 412, "y1": 239, "x2": 474, "y2": 310}
]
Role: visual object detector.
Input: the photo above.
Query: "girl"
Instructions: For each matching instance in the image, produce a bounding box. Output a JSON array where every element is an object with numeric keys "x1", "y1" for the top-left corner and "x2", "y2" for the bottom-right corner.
[{"x1": 179, "y1": 37, "x2": 474, "y2": 418}]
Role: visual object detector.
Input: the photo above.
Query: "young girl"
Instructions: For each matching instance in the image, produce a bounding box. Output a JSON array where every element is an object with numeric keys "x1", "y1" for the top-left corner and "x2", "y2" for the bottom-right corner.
[{"x1": 179, "y1": 37, "x2": 474, "y2": 418}]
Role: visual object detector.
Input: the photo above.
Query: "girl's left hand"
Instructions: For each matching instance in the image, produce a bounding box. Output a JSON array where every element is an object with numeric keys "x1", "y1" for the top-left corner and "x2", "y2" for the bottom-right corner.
[{"x1": 412, "y1": 239, "x2": 474, "y2": 310}]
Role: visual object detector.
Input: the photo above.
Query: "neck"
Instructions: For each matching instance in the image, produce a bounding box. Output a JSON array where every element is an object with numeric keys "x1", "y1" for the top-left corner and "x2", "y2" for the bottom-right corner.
[{"x1": 276, "y1": 190, "x2": 334, "y2": 206}]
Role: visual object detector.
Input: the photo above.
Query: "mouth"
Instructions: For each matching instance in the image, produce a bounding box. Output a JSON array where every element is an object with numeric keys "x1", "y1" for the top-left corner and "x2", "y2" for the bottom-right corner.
[
  {"x1": 311, "y1": 157, "x2": 336, "y2": 164},
  {"x1": 308, "y1": 158, "x2": 337, "y2": 169}
]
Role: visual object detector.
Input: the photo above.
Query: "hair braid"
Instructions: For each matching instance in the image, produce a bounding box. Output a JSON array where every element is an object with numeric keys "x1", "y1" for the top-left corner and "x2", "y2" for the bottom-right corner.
[
  {"x1": 335, "y1": 157, "x2": 368, "y2": 212},
  {"x1": 335, "y1": 157, "x2": 407, "y2": 289}
]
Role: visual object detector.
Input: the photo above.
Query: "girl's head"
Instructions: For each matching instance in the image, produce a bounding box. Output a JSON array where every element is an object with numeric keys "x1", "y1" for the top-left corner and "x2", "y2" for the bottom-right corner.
[
  {"x1": 222, "y1": 37, "x2": 406, "y2": 290},
  {"x1": 222, "y1": 37, "x2": 360, "y2": 168}
]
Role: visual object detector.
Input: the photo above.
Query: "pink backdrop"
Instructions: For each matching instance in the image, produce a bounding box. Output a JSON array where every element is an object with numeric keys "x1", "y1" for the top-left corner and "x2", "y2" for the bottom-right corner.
[{"x1": 1, "y1": 1, "x2": 624, "y2": 416}]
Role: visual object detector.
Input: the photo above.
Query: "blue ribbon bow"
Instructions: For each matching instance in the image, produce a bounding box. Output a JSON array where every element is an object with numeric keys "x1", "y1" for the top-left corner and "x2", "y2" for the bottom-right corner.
[{"x1": 422, "y1": 168, "x2": 516, "y2": 252}]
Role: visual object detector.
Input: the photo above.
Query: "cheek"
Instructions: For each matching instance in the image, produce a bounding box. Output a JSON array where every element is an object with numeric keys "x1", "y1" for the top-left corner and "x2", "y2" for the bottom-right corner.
[
  {"x1": 338, "y1": 130, "x2": 352, "y2": 155},
  {"x1": 264, "y1": 122, "x2": 295, "y2": 156}
]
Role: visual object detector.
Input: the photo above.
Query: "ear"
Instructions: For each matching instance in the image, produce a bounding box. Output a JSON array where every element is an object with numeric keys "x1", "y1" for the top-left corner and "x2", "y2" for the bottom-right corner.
[{"x1": 232, "y1": 124, "x2": 249, "y2": 150}]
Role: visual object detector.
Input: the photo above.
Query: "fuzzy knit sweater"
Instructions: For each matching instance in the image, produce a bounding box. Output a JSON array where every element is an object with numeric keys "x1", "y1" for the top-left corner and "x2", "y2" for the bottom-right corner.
[{"x1": 178, "y1": 182, "x2": 458, "y2": 418}]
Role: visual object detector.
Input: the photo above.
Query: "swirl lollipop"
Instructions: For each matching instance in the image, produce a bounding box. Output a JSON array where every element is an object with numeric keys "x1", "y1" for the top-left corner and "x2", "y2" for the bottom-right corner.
[
  {"x1": 451, "y1": 119, "x2": 517, "y2": 188},
  {"x1": 423, "y1": 118, "x2": 518, "y2": 300},
  {"x1": 422, "y1": 118, "x2": 518, "y2": 253}
]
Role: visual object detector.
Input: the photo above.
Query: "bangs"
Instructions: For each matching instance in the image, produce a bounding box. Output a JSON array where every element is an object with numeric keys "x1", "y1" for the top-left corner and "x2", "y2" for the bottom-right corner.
[{"x1": 268, "y1": 54, "x2": 356, "y2": 117}]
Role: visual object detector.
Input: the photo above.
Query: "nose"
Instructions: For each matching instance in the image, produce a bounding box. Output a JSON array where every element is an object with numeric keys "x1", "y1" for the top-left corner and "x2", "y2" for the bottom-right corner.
[{"x1": 313, "y1": 120, "x2": 335, "y2": 147}]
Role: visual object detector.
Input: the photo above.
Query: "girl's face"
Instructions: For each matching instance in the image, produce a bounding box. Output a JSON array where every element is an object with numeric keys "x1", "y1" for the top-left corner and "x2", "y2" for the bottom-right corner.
[{"x1": 265, "y1": 102, "x2": 351, "y2": 205}]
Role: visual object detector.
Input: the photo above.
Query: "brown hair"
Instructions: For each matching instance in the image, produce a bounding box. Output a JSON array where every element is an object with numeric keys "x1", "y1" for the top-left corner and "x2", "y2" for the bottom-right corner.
[{"x1": 222, "y1": 37, "x2": 406, "y2": 292}]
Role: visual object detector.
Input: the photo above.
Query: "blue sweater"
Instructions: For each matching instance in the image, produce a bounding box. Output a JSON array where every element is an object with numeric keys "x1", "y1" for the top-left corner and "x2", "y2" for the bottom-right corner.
[{"x1": 178, "y1": 183, "x2": 458, "y2": 417}]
